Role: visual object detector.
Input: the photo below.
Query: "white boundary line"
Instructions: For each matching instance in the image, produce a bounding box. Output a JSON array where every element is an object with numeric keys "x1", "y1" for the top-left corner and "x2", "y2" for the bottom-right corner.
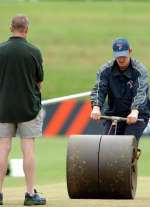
[{"x1": 42, "y1": 91, "x2": 91, "y2": 105}]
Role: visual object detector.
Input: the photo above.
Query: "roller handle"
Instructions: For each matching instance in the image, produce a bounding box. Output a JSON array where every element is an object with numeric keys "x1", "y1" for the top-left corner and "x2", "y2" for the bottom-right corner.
[{"x1": 101, "y1": 115, "x2": 144, "y2": 122}]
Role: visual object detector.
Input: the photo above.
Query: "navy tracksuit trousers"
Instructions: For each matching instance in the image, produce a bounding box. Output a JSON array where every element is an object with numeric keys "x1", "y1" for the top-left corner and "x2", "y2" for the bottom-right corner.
[{"x1": 103, "y1": 119, "x2": 148, "y2": 142}]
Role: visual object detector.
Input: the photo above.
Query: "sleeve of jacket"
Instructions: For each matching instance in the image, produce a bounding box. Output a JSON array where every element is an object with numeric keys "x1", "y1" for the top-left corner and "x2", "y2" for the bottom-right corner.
[
  {"x1": 131, "y1": 62, "x2": 149, "y2": 110},
  {"x1": 90, "y1": 66, "x2": 109, "y2": 109},
  {"x1": 35, "y1": 49, "x2": 44, "y2": 82}
]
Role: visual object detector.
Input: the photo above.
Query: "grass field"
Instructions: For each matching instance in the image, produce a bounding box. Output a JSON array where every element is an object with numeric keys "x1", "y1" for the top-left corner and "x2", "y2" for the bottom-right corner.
[
  {"x1": 4, "y1": 136, "x2": 150, "y2": 187},
  {"x1": 1, "y1": 136, "x2": 150, "y2": 206},
  {"x1": 5, "y1": 137, "x2": 150, "y2": 187},
  {"x1": 1, "y1": 1, "x2": 150, "y2": 99},
  {"x1": 1, "y1": 1, "x2": 150, "y2": 206},
  {"x1": 2, "y1": 177, "x2": 150, "y2": 207}
]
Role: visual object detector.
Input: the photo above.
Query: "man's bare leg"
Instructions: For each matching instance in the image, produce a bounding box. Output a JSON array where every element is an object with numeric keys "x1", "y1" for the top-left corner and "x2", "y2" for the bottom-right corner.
[
  {"x1": 21, "y1": 138, "x2": 35, "y2": 194},
  {"x1": 0, "y1": 138, "x2": 12, "y2": 192}
]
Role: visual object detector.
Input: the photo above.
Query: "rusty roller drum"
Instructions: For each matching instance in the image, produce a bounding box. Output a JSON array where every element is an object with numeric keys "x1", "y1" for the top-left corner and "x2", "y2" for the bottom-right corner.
[
  {"x1": 67, "y1": 135, "x2": 138, "y2": 199},
  {"x1": 67, "y1": 135, "x2": 101, "y2": 198}
]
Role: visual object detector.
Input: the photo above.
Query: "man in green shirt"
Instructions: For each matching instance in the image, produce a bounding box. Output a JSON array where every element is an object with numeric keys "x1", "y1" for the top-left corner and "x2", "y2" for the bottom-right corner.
[{"x1": 0, "y1": 15, "x2": 46, "y2": 205}]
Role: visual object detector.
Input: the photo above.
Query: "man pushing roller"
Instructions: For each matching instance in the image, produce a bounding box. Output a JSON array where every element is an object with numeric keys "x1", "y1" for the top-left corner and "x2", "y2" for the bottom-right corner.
[{"x1": 90, "y1": 38, "x2": 150, "y2": 142}]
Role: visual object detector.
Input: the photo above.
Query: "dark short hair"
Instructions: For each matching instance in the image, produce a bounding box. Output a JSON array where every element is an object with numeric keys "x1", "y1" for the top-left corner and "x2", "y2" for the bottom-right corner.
[{"x1": 11, "y1": 15, "x2": 29, "y2": 32}]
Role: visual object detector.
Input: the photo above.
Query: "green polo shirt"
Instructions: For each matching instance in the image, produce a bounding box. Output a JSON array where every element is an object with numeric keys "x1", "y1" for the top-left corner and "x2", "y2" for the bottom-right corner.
[{"x1": 0, "y1": 36, "x2": 44, "y2": 123}]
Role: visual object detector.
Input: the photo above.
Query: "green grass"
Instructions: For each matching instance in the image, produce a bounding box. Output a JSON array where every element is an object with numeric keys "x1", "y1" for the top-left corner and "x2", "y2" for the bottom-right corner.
[
  {"x1": 1, "y1": 1, "x2": 150, "y2": 98},
  {"x1": 3, "y1": 136, "x2": 150, "y2": 188},
  {"x1": 138, "y1": 137, "x2": 150, "y2": 176},
  {"x1": 4, "y1": 137, "x2": 68, "y2": 187},
  {"x1": 3, "y1": 178, "x2": 150, "y2": 207}
]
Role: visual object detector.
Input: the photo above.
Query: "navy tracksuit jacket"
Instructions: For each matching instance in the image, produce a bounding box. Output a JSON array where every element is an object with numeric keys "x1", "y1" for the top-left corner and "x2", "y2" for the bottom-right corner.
[{"x1": 90, "y1": 58, "x2": 150, "y2": 141}]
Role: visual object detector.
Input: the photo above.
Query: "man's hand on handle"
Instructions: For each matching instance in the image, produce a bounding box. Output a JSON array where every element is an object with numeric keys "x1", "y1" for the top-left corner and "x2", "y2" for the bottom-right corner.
[
  {"x1": 90, "y1": 106, "x2": 101, "y2": 120},
  {"x1": 91, "y1": 107, "x2": 140, "y2": 124},
  {"x1": 127, "y1": 109, "x2": 139, "y2": 124}
]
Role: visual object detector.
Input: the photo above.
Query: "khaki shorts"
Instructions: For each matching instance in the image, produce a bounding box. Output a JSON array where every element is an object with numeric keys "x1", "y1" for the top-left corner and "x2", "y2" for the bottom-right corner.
[{"x1": 0, "y1": 110, "x2": 43, "y2": 138}]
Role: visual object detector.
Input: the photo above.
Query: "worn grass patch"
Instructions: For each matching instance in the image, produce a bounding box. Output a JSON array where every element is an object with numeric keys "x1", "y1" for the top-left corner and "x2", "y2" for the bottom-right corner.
[{"x1": 3, "y1": 177, "x2": 150, "y2": 207}]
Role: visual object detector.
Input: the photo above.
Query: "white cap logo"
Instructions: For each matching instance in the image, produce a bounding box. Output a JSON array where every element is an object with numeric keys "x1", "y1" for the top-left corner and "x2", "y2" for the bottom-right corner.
[{"x1": 116, "y1": 43, "x2": 123, "y2": 50}]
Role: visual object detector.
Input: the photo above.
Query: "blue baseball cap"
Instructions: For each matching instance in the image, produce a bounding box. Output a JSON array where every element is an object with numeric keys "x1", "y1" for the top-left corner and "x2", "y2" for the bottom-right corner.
[{"x1": 112, "y1": 38, "x2": 130, "y2": 58}]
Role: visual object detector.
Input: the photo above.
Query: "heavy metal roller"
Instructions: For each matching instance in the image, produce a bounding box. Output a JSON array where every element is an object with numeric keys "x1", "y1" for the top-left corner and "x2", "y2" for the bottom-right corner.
[
  {"x1": 67, "y1": 135, "x2": 101, "y2": 199},
  {"x1": 67, "y1": 115, "x2": 142, "y2": 199}
]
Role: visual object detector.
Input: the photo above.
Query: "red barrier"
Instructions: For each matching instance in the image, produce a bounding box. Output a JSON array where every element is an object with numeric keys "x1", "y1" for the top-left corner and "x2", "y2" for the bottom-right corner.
[{"x1": 42, "y1": 100, "x2": 100, "y2": 137}]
